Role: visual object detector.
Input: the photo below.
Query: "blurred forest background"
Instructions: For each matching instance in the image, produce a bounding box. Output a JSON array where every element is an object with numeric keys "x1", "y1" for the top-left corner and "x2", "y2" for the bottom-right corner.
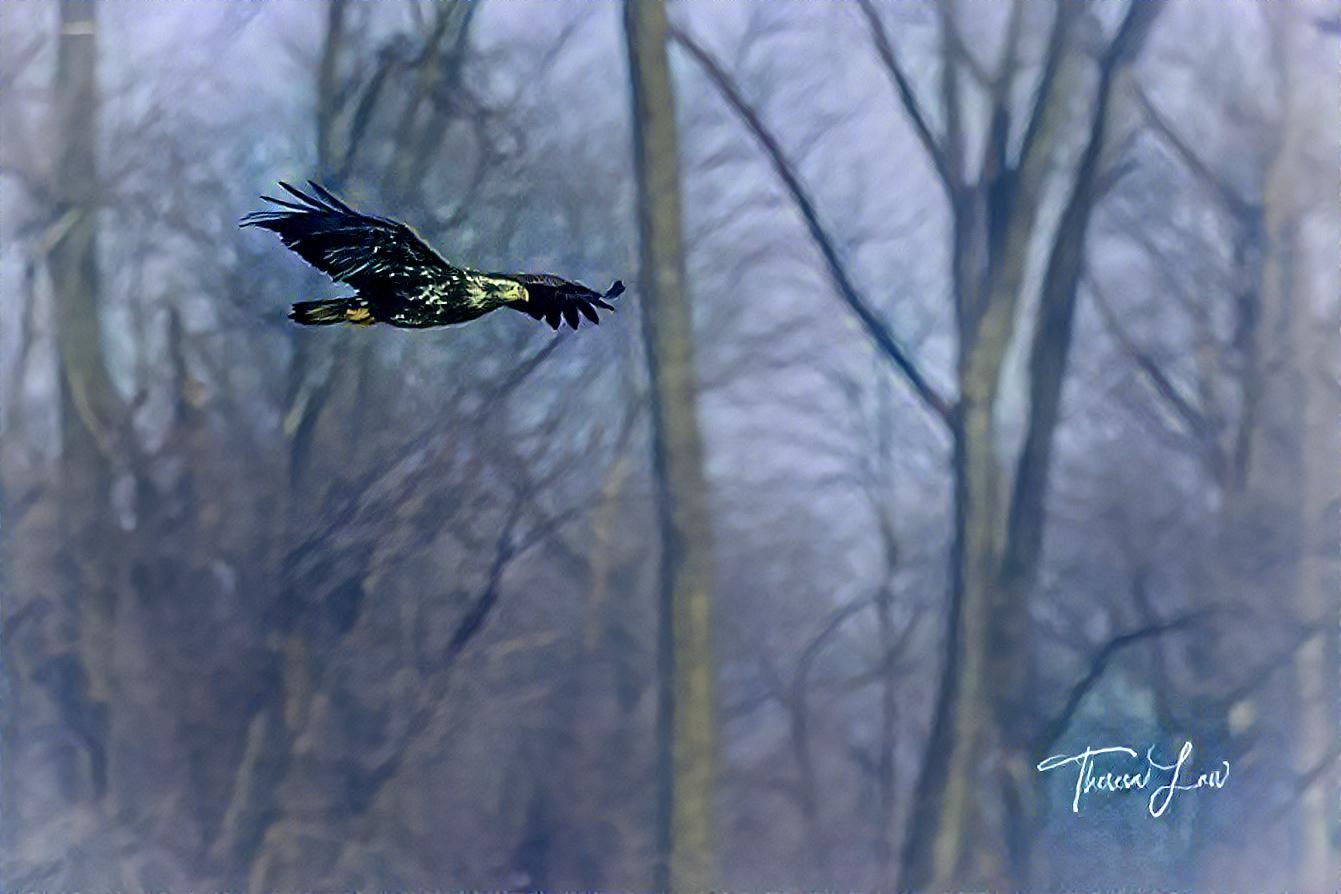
[{"x1": 1, "y1": 1, "x2": 1337, "y2": 890}]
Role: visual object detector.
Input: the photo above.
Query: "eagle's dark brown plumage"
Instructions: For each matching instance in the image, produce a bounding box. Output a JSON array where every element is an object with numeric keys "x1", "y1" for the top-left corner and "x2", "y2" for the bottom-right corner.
[{"x1": 240, "y1": 181, "x2": 624, "y2": 330}]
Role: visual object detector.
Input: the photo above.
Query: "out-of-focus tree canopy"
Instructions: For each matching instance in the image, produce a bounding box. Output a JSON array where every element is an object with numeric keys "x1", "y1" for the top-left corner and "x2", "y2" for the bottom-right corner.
[{"x1": 1, "y1": 2, "x2": 1335, "y2": 890}]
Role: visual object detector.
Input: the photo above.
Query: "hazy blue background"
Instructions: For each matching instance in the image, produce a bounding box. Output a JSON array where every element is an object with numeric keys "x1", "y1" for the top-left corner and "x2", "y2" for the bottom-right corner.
[{"x1": 2, "y1": 1, "x2": 1337, "y2": 890}]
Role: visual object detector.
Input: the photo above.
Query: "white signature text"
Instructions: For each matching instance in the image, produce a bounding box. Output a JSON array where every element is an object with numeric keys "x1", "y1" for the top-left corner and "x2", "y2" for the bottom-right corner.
[{"x1": 1037, "y1": 740, "x2": 1230, "y2": 817}]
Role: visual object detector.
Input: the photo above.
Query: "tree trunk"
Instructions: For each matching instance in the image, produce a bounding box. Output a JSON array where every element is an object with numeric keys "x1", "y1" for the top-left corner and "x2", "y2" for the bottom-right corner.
[
  {"x1": 904, "y1": 6, "x2": 1161, "y2": 887},
  {"x1": 624, "y1": 3, "x2": 717, "y2": 891},
  {"x1": 1292, "y1": 237, "x2": 1340, "y2": 892},
  {"x1": 659, "y1": 4, "x2": 1161, "y2": 888},
  {"x1": 50, "y1": 0, "x2": 118, "y2": 805},
  {"x1": 234, "y1": 6, "x2": 354, "y2": 883},
  {"x1": 1260, "y1": 13, "x2": 1339, "y2": 884}
]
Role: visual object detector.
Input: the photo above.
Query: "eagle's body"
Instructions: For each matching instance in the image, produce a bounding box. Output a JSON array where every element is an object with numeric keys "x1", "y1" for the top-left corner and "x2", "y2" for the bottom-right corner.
[
  {"x1": 361, "y1": 267, "x2": 515, "y2": 328},
  {"x1": 241, "y1": 181, "x2": 623, "y2": 331}
]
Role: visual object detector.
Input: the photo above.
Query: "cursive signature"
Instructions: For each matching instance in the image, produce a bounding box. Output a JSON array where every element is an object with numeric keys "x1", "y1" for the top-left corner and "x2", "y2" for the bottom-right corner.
[{"x1": 1037, "y1": 740, "x2": 1230, "y2": 817}]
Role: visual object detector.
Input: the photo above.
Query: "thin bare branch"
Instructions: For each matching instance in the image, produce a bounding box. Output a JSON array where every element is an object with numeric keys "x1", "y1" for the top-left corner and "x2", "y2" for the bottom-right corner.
[
  {"x1": 1037, "y1": 610, "x2": 1214, "y2": 752},
  {"x1": 936, "y1": 0, "x2": 965, "y2": 183},
  {"x1": 981, "y1": 0, "x2": 1026, "y2": 183},
  {"x1": 1001, "y1": 0, "x2": 1167, "y2": 595},
  {"x1": 854, "y1": 0, "x2": 957, "y2": 190},
  {"x1": 1015, "y1": 3, "x2": 1074, "y2": 171},
  {"x1": 1135, "y1": 86, "x2": 1252, "y2": 217},
  {"x1": 671, "y1": 26, "x2": 954, "y2": 428},
  {"x1": 1088, "y1": 274, "x2": 1222, "y2": 458}
]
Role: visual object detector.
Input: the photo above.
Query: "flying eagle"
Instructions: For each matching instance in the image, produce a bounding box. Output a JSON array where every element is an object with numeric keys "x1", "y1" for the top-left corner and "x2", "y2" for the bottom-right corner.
[{"x1": 240, "y1": 181, "x2": 624, "y2": 330}]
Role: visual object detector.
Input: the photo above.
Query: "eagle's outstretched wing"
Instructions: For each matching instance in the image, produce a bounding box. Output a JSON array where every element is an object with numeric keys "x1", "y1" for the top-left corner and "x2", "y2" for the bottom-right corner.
[
  {"x1": 240, "y1": 181, "x2": 454, "y2": 289},
  {"x1": 506, "y1": 274, "x2": 625, "y2": 330}
]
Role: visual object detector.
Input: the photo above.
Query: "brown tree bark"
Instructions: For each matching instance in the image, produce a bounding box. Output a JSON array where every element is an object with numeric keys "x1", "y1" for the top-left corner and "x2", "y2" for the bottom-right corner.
[
  {"x1": 624, "y1": 2, "x2": 718, "y2": 890},
  {"x1": 50, "y1": 0, "x2": 119, "y2": 806}
]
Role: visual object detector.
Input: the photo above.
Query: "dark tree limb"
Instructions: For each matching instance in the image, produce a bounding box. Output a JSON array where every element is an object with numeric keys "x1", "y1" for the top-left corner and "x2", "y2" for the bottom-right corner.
[
  {"x1": 671, "y1": 27, "x2": 954, "y2": 429},
  {"x1": 854, "y1": 0, "x2": 958, "y2": 191},
  {"x1": 1088, "y1": 274, "x2": 1225, "y2": 470},
  {"x1": 1001, "y1": 0, "x2": 1167, "y2": 593},
  {"x1": 1135, "y1": 85, "x2": 1254, "y2": 219},
  {"x1": 444, "y1": 497, "x2": 523, "y2": 662},
  {"x1": 1036, "y1": 611, "x2": 1213, "y2": 753}
]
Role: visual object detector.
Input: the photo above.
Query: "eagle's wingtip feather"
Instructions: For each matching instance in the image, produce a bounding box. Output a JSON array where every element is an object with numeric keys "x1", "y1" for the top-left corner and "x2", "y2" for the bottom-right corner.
[{"x1": 307, "y1": 180, "x2": 357, "y2": 214}]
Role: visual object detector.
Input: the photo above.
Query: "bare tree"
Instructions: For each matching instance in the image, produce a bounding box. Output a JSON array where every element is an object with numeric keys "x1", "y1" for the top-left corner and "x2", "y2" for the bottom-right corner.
[
  {"x1": 1, "y1": 4, "x2": 1326, "y2": 890},
  {"x1": 1091, "y1": 6, "x2": 1339, "y2": 887},
  {"x1": 626, "y1": 1, "x2": 718, "y2": 890},
  {"x1": 48, "y1": 0, "x2": 119, "y2": 815},
  {"x1": 672, "y1": 2, "x2": 1164, "y2": 885}
]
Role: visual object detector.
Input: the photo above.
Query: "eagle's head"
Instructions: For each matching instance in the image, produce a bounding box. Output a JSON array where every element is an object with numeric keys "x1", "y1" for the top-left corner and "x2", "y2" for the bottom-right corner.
[
  {"x1": 496, "y1": 278, "x2": 529, "y2": 306},
  {"x1": 473, "y1": 275, "x2": 530, "y2": 308}
]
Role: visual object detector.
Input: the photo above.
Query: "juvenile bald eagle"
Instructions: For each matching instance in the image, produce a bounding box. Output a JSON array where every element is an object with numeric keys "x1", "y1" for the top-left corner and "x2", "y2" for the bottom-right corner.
[{"x1": 240, "y1": 181, "x2": 624, "y2": 330}]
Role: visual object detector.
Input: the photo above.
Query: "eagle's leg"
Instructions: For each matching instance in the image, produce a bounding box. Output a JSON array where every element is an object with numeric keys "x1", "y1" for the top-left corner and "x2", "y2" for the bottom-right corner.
[{"x1": 289, "y1": 297, "x2": 377, "y2": 326}]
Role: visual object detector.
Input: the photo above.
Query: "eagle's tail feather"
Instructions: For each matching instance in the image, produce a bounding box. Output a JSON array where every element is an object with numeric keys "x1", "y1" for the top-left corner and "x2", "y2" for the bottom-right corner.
[{"x1": 290, "y1": 298, "x2": 373, "y2": 326}]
